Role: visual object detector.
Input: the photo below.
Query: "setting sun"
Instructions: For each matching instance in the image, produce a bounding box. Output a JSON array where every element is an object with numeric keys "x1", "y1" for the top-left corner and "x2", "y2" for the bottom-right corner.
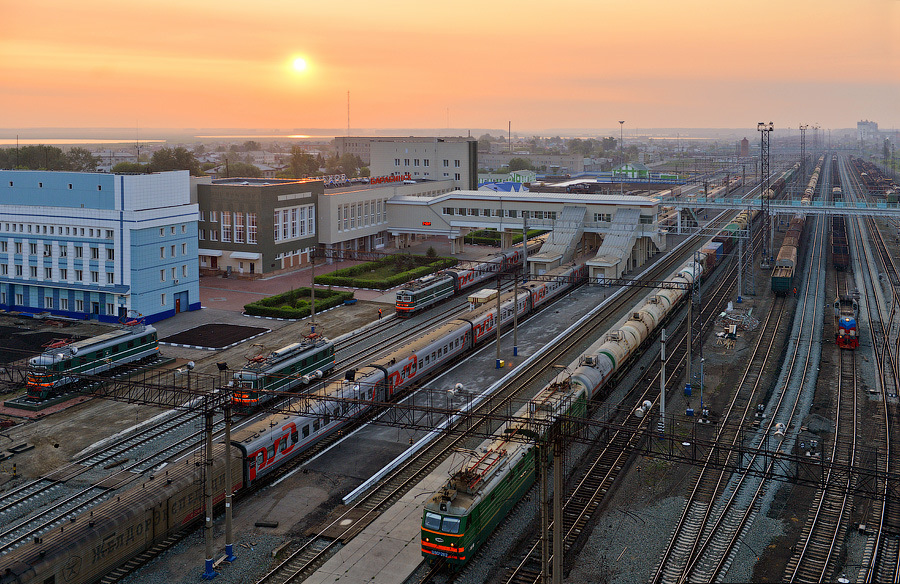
[{"x1": 292, "y1": 57, "x2": 307, "y2": 72}]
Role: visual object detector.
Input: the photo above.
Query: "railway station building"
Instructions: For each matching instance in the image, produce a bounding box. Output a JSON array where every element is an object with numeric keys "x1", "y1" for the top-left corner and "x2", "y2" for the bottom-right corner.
[
  {"x1": 194, "y1": 177, "x2": 321, "y2": 276},
  {"x1": 386, "y1": 191, "x2": 664, "y2": 279},
  {"x1": 0, "y1": 170, "x2": 199, "y2": 323}
]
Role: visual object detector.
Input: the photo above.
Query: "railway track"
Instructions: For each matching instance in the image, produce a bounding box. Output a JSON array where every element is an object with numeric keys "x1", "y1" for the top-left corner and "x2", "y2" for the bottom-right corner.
[
  {"x1": 500, "y1": 224, "x2": 747, "y2": 584},
  {"x1": 253, "y1": 221, "x2": 732, "y2": 584},
  {"x1": 653, "y1": 202, "x2": 827, "y2": 583},
  {"x1": 845, "y1": 156, "x2": 900, "y2": 584}
]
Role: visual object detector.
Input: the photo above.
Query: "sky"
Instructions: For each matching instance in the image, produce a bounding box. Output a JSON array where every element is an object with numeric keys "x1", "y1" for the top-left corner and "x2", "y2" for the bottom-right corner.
[{"x1": 2, "y1": 0, "x2": 898, "y2": 134}]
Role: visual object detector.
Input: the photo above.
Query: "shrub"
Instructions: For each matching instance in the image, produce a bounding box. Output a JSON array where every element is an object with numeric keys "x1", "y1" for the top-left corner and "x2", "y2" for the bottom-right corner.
[
  {"x1": 314, "y1": 255, "x2": 457, "y2": 289},
  {"x1": 244, "y1": 288, "x2": 354, "y2": 319}
]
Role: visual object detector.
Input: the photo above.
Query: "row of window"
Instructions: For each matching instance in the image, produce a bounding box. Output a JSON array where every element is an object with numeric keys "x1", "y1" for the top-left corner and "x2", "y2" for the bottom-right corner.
[
  {"x1": 441, "y1": 208, "x2": 559, "y2": 220},
  {"x1": 273, "y1": 206, "x2": 314, "y2": 242},
  {"x1": 337, "y1": 200, "x2": 386, "y2": 232},
  {"x1": 160, "y1": 243, "x2": 188, "y2": 259},
  {"x1": 160, "y1": 265, "x2": 189, "y2": 282},
  {"x1": 393, "y1": 159, "x2": 460, "y2": 168},
  {"x1": 159, "y1": 225, "x2": 188, "y2": 236},
  {"x1": 6, "y1": 181, "x2": 103, "y2": 191},
  {"x1": 1, "y1": 224, "x2": 114, "y2": 239},
  {"x1": 2, "y1": 292, "x2": 116, "y2": 315},
  {"x1": 0, "y1": 241, "x2": 114, "y2": 260},
  {"x1": 0, "y1": 264, "x2": 115, "y2": 284}
]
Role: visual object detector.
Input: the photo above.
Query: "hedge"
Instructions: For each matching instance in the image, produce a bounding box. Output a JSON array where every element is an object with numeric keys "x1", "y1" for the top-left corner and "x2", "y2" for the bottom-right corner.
[
  {"x1": 244, "y1": 287, "x2": 354, "y2": 319},
  {"x1": 313, "y1": 255, "x2": 457, "y2": 290}
]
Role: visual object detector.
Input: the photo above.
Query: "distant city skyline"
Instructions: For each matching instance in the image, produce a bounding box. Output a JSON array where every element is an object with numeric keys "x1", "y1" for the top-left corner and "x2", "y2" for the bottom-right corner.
[{"x1": 3, "y1": 0, "x2": 898, "y2": 132}]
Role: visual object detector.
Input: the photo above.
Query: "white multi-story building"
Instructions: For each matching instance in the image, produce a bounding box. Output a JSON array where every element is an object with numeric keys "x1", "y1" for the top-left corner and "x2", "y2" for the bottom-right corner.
[
  {"x1": 357, "y1": 137, "x2": 478, "y2": 191},
  {"x1": 0, "y1": 170, "x2": 198, "y2": 323}
]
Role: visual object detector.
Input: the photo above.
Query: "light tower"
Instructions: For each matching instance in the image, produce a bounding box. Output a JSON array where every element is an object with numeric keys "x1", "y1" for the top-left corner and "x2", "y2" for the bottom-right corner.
[
  {"x1": 799, "y1": 123, "x2": 808, "y2": 197},
  {"x1": 619, "y1": 121, "x2": 625, "y2": 160},
  {"x1": 758, "y1": 121, "x2": 774, "y2": 265}
]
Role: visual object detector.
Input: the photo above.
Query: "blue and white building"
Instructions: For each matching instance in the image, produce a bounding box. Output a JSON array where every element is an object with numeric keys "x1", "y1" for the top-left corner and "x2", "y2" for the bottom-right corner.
[{"x1": 0, "y1": 170, "x2": 199, "y2": 323}]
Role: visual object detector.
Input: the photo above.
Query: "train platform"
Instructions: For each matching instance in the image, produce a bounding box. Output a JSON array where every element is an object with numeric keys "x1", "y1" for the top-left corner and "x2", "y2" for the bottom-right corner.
[{"x1": 303, "y1": 458, "x2": 454, "y2": 584}]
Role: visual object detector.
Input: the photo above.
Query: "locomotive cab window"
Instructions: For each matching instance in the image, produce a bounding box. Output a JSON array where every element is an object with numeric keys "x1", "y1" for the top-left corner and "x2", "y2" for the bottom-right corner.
[
  {"x1": 441, "y1": 516, "x2": 461, "y2": 533},
  {"x1": 424, "y1": 512, "x2": 442, "y2": 530}
]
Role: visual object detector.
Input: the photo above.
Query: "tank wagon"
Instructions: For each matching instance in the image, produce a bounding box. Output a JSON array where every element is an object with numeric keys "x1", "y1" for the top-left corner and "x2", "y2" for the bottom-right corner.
[
  {"x1": 421, "y1": 252, "x2": 711, "y2": 568},
  {"x1": 230, "y1": 334, "x2": 335, "y2": 412},
  {"x1": 25, "y1": 324, "x2": 159, "y2": 400},
  {"x1": 834, "y1": 295, "x2": 859, "y2": 350},
  {"x1": 801, "y1": 155, "x2": 826, "y2": 205},
  {"x1": 0, "y1": 261, "x2": 588, "y2": 584},
  {"x1": 395, "y1": 238, "x2": 544, "y2": 318}
]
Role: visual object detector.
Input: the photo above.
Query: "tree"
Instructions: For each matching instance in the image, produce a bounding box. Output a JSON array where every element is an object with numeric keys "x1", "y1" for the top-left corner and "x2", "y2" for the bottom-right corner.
[
  {"x1": 224, "y1": 161, "x2": 262, "y2": 178},
  {"x1": 65, "y1": 147, "x2": 99, "y2": 172},
  {"x1": 0, "y1": 145, "x2": 68, "y2": 170},
  {"x1": 242, "y1": 140, "x2": 261, "y2": 152},
  {"x1": 149, "y1": 147, "x2": 201, "y2": 175},
  {"x1": 477, "y1": 133, "x2": 495, "y2": 152},
  {"x1": 508, "y1": 157, "x2": 535, "y2": 172},
  {"x1": 289, "y1": 146, "x2": 319, "y2": 177},
  {"x1": 112, "y1": 162, "x2": 148, "y2": 173},
  {"x1": 358, "y1": 166, "x2": 370, "y2": 177}
]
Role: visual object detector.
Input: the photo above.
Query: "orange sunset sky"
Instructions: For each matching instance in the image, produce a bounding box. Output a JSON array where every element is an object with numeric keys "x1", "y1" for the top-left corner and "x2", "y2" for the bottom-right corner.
[{"x1": 2, "y1": 0, "x2": 898, "y2": 133}]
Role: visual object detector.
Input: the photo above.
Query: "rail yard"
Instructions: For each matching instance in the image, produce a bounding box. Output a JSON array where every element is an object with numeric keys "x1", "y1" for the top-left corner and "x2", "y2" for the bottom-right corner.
[{"x1": 0, "y1": 153, "x2": 899, "y2": 584}]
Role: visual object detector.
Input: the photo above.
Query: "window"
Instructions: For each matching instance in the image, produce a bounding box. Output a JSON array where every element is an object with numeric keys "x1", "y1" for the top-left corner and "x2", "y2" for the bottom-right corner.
[
  {"x1": 91, "y1": 271, "x2": 99, "y2": 283},
  {"x1": 594, "y1": 213, "x2": 612, "y2": 222},
  {"x1": 106, "y1": 248, "x2": 114, "y2": 261},
  {"x1": 60, "y1": 297, "x2": 68, "y2": 310},
  {"x1": 75, "y1": 269, "x2": 83, "y2": 281},
  {"x1": 639, "y1": 215, "x2": 653, "y2": 225},
  {"x1": 182, "y1": 265, "x2": 187, "y2": 278},
  {"x1": 14, "y1": 243, "x2": 21, "y2": 254},
  {"x1": 44, "y1": 244, "x2": 51, "y2": 256},
  {"x1": 247, "y1": 213, "x2": 257, "y2": 244},
  {"x1": 106, "y1": 273, "x2": 114, "y2": 284},
  {"x1": 210, "y1": 230, "x2": 218, "y2": 242},
  {"x1": 210, "y1": 211, "x2": 218, "y2": 222},
  {"x1": 0, "y1": 242, "x2": 5, "y2": 252},
  {"x1": 160, "y1": 247, "x2": 165, "y2": 259},
  {"x1": 290, "y1": 209, "x2": 297, "y2": 238},
  {"x1": 414, "y1": 158, "x2": 419, "y2": 166},
  {"x1": 199, "y1": 229, "x2": 206, "y2": 240},
  {"x1": 60, "y1": 268, "x2": 67, "y2": 280},
  {"x1": 171, "y1": 267, "x2": 176, "y2": 280},
  {"x1": 160, "y1": 228, "x2": 165, "y2": 237},
  {"x1": 443, "y1": 159, "x2": 449, "y2": 167},
  {"x1": 15, "y1": 293, "x2": 23, "y2": 305},
  {"x1": 44, "y1": 267, "x2": 52, "y2": 279},
  {"x1": 106, "y1": 303, "x2": 115, "y2": 315},
  {"x1": 454, "y1": 160, "x2": 460, "y2": 168},
  {"x1": 15, "y1": 265, "x2": 22, "y2": 276},
  {"x1": 160, "y1": 293, "x2": 166, "y2": 306},
  {"x1": 170, "y1": 226, "x2": 175, "y2": 235},
  {"x1": 394, "y1": 158, "x2": 400, "y2": 166},
  {"x1": 106, "y1": 230, "x2": 113, "y2": 239},
  {"x1": 424, "y1": 159, "x2": 430, "y2": 167},
  {"x1": 234, "y1": 213, "x2": 244, "y2": 243},
  {"x1": 455, "y1": 173, "x2": 461, "y2": 180},
  {"x1": 170, "y1": 245, "x2": 175, "y2": 257},
  {"x1": 75, "y1": 247, "x2": 83, "y2": 258},
  {"x1": 75, "y1": 298, "x2": 84, "y2": 311},
  {"x1": 29, "y1": 243, "x2": 37, "y2": 255},
  {"x1": 160, "y1": 269, "x2": 166, "y2": 282},
  {"x1": 199, "y1": 210, "x2": 206, "y2": 221},
  {"x1": 443, "y1": 207, "x2": 454, "y2": 216},
  {"x1": 29, "y1": 266, "x2": 37, "y2": 278},
  {"x1": 181, "y1": 224, "x2": 186, "y2": 233},
  {"x1": 221, "y1": 212, "x2": 232, "y2": 242},
  {"x1": 181, "y1": 243, "x2": 186, "y2": 255},
  {"x1": 0, "y1": 265, "x2": 5, "y2": 275},
  {"x1": 45, "y1": 296, "x2": 53, "y2": 309},
  {"x1": 91, "y1": 247, "x2": 100, "y2": 260},
  {"x1": 60, "y1": 247, "x2": 67, "y2": 257},
  {"x1": 403, "y1": 158, "x2": 410, "y2": 166},
  {"x1": 273, "y1": 210, "x2": 281, "y2": 241}
]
